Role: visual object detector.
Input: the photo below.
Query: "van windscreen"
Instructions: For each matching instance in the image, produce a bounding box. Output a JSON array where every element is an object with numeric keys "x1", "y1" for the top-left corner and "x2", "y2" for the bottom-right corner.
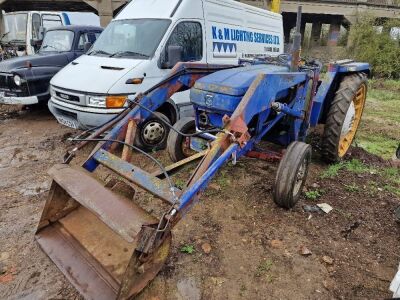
[
  {"x1": 88, "y1": 19, "x2": 171, "y2": 58},
  {"x1": 3, "y1": 13, "x2": 28, "y2": 44}
]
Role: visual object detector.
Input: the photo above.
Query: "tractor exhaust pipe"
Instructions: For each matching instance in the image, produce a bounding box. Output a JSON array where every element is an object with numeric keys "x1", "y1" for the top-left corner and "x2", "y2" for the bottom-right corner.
[{"x1": 291, "y1": 6, "x2": 302, "y2": 72}]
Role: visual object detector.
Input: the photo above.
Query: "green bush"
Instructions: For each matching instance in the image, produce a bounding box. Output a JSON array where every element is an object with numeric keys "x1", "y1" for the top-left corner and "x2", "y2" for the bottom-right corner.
[{"x1": 349, "y1": 16, "x2": 400, "y2": 79}]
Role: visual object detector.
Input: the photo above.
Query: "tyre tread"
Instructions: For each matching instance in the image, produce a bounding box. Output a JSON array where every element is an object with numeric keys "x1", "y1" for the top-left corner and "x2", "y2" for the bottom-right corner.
[{"x1": 322, "y1": 73, "x2": 367, "y2": 163}]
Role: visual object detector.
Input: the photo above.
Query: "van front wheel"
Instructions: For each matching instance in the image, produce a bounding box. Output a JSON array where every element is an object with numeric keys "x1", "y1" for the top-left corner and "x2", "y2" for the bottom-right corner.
[{"x1": 135, "y1": 112, "x2": 170, "y2": 151}]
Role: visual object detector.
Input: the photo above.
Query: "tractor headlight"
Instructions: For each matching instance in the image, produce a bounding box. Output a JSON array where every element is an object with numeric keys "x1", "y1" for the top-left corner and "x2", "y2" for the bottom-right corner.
[
  {"x1": 14, "y1": 75, "x2": 22, "y2": 86},
  {"x1": 87, "y1": 95, "x2": 106, "y2": 108}
]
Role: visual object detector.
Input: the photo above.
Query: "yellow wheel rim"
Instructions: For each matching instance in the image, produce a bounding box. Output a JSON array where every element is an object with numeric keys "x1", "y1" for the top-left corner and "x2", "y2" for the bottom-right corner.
[{"x1": 338, "y1": 84, "x2": 367, "y2": 158}]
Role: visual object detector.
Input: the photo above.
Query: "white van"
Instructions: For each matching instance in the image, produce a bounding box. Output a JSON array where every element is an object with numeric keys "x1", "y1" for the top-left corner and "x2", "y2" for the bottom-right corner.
[
  {"x1": 48, "y1": 0, "x2": 283, "y2": 149},
  {"x1": 0, "y1": 11, "x2": 100, "y2": 57}
]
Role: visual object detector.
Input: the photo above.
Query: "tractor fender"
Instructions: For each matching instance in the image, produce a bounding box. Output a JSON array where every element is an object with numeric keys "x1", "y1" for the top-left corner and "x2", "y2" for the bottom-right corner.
[{"x1": 312, "y1": 62, "x2": 370, "y2": 126}]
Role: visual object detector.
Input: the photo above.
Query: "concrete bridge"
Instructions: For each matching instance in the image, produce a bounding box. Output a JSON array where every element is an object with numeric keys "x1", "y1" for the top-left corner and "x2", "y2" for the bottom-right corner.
[
  {"x1": 0, "y1": 0, "x2": 128, "y2": 26},
  {"x1": 1, "y1": 0, "x2": 399, "y2": 40},
  {"x1": 242, "y1": 0, "x2": 400, "y2": 45}
]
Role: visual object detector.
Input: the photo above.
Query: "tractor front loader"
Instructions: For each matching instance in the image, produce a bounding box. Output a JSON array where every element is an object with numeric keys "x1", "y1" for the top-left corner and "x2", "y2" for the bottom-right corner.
[
  {"x1": 35, "y1": 11, "x2": 370, "y2": 300},
  {"x1": 34, "y1": 63, "x2": 236, "y2": 300}
]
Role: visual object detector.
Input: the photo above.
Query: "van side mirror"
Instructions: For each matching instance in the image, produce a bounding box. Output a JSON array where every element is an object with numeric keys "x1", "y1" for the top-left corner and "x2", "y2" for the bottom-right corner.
[
  {"x1": 84, "y1": 42, "x2": 93, "y2": 53},
  {"x1": 30, "y1": 38, "x2": 43, "y2": 49},
  {"x1": 161, "y1": 45, "x2": 183, "y2": 69}
]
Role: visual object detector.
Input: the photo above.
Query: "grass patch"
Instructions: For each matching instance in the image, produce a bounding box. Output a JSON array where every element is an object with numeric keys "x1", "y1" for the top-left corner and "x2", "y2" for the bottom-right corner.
[
  {"x1": 345, "y1": 159, "x2": 370, "y2": 173},
  {"x1": 321, "y1": 163, "x2": 343, "y2": 178},
  {"x1": 356, "y1": 81, "x2": 400, "y2": 159},
  {"x1": 384, "y1": 185, "x2": 400, "y2": 197},
  {"x1": 344, "y1": 183, "x2": 360, "y2": 192},
  {"x1": 369, "y1": 79, "x2": 400, "y2": 92},
  {"x1": 174, "y1": 178, "x2": 186, "y2": 190},
  {"x1": 180, "y1": 245, "x2": 195, "y2": 254},
  {"x1": 305, "y1": 190, "x2": 322, "y2": 200},
  {"x1": 381, "y1": 167, "x2": 400, "y2": 184},
  {"x1": 217, "y1": 170, "x2": 231, "y2": 187},
  {"x1": 255, "y1": 259, "x2": 273, "y2": 277},
  {"x1": 368, "y1": 89, "x2": 399, "y2": 102},
  {"x1": 321, "y1": 159, "x2": 372, "y2": 178},
  {"x1": 357, "y1": 134, "x2": 398, "y2": 160}
]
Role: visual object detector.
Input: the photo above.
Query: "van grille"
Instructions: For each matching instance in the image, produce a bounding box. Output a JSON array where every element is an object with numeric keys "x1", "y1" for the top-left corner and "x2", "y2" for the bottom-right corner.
[
  {"x1": 55, "y1": 107, "x2": 78, "y2": 119},
  {"x1": 55, "y1": 91, "x2": 80, "y2": 102},
  {"x1": 0, "y1": 74, "x2": 11, "y2": 89}
]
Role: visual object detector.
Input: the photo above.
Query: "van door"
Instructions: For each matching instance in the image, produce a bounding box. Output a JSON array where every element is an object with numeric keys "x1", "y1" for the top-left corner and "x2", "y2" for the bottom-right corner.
[
  {"x1": 159, "y1": 20, "x2": 206, "y2": 116},
  {"x1": 30, "y1": 13, "x2": 42, "y2": 54}
]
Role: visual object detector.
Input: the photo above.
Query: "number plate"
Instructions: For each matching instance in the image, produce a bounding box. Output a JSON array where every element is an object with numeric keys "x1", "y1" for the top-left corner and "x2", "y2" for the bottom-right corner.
[{"x1": 56, "y1": 116, "x2": 79, "y2": 129}]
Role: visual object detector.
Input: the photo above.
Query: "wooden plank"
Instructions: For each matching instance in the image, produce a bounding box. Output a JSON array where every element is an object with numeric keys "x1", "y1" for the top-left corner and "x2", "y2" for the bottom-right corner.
[{"x1": 121, "y1": 120, "x2": 137, "y2": 162}]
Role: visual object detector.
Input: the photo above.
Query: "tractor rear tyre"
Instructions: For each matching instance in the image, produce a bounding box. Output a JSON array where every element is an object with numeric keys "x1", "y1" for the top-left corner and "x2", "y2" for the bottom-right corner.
[
  {"x1": 273, "y1": 142, "x2": 312, "y2": 209},
  {"x1": 167, "y1": 117, "x2": 196, "y2": 163},
  {"x1": 322, "y1": 73, "x2": 368, "y2": 163}
]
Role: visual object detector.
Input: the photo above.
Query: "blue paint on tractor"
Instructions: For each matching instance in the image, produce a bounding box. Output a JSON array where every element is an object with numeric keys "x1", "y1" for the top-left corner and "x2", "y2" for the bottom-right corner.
[{"x1": 193, "y1": 64, "x2": 289, "y2": 96}]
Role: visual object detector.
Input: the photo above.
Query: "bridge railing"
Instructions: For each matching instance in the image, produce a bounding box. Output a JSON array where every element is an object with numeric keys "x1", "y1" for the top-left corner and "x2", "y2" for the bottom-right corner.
[{"x1": 243, "y1": 0, "x2": 400, "y2": 7}]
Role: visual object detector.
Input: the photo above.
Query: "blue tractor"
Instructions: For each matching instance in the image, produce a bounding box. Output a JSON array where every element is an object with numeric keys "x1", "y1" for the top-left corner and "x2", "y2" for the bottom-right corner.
[{"x1": 34, "y1": 8, "x2": 370, "y2": 300}]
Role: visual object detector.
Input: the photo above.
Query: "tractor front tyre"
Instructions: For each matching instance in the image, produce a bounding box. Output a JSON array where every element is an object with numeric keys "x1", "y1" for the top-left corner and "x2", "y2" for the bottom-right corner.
[
  {"x1": 273, "y1": 142, "x2": 312, "y2": 209},
  {"x1": 322, "y1": 73, "x2": 368, "y2": 163},
  {"x1": 167, "y1": 117, "x2": 196, "y2": 163}
]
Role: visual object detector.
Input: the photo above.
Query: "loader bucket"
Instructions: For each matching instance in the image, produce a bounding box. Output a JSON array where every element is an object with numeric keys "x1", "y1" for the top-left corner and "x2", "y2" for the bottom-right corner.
[{"x1": 35, "y1": 164, "x2": 171, "y2": 300}]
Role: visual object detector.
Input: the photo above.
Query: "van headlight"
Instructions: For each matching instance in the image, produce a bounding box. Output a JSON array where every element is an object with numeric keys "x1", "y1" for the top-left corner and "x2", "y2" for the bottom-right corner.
[
  {"x1": 88, "y1": 95, "x2": 127, "y2": 108},
  {"x1": 105, "y1": 96, "x2": 127, "y2": 108},
  {"x1": 87, "y1": 95, "x2": 107, "y2": 108},
  {"x1": 50, "y1": 86, "x2": 56, "y2": 97},
  {"x1": 14, "y1": 75, "x2": 22, "y2": 86}
]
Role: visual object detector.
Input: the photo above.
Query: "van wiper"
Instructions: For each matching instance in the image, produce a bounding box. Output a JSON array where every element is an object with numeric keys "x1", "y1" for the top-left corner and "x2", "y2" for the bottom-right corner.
[
  {"x1": 42, "y1": 45, "x2": 59, "y2": 51},
  {"x1": 88, "y1": 50, "x2": 111, "y2": 56},
  {"x1": 0, "y1": 32, "x2": 9, "y2": 43},
  {"x1": 109, "y1": 51, "x2": 149, "y2": 58}
]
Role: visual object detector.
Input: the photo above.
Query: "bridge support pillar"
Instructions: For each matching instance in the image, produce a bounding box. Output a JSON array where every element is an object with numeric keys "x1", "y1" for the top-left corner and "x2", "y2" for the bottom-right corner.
[
  {"x1": 300, "y1": 21, "x2": 306, "y2": 44},
  {"x1": 310, "y1": 22, "x2": 322, "y2": 46},
  {"x1": 284, "y1": 23, "x2": 293, "y2": 43},
  {"x1": 327, "y1": 22, "x2": 341, "y2": 46},
  {"x1": 97, "y1": 0, "x2": 113, "y2": 27},
  {"x1": 84, "y1": 0, "x2": 124, "y2": 27}
]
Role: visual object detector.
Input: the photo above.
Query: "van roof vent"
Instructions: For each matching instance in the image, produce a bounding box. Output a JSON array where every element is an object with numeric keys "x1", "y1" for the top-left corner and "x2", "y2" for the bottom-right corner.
[{"x1": 101, "y1": 66, "x2": 125, "y2": 71}]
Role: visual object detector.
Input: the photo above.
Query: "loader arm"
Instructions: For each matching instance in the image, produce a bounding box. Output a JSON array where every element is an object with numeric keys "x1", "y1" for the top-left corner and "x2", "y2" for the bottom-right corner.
[
  {"x1": 173, "y1": 72, "x2": 309, "y2": 220},
  {"x1": 81, "y1": 62, "x2": 236, "y2": 172}
]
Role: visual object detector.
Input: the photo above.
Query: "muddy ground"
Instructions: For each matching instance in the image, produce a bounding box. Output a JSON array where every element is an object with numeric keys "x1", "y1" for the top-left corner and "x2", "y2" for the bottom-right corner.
[{"x1": 0, "y1": 105, "x2": 399, "y2": 300}]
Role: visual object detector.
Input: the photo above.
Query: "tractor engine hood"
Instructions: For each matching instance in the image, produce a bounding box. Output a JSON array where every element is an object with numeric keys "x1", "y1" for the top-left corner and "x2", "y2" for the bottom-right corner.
[
  {"x1": 192, "y1": 64, "x2": 290, "y2": 97},
  {"x1": 0, "y1": 53, "x2": 71, "y2": 73},
  {"x1": 191, "y1": 64, "x2": 291, "y2": 114}
]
